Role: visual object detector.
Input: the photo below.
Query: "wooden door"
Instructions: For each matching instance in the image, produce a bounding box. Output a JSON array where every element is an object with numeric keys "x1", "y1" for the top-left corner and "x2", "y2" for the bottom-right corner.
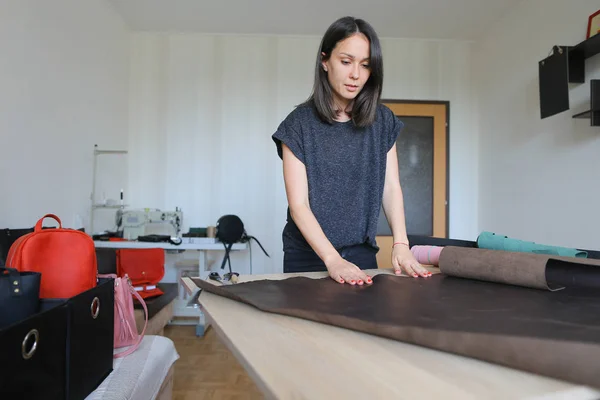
[{"x1": 376, "y1": 101, "x2": 449, "y2": 269}]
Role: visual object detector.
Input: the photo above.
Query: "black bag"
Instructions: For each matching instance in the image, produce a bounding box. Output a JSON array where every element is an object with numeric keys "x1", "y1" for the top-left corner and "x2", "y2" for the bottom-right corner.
[
  {"x1": 216, "y1": 215, "x2": 245, "y2": 244},
  {"x1": 0, "y1": 261, "x2": 41, "y2": 329},
  {"x1": 0, "y1": 227, "x2": 34, "y2": 264},
  {"x1": 216, "y1": 215, "x2": 270, "y2": 273},
  {"x1": 0, "y1": 301, "x2": 69, "y2": 400},
  {"x1": 137, "y1": 234, "x2": 182, "y2": 245}
]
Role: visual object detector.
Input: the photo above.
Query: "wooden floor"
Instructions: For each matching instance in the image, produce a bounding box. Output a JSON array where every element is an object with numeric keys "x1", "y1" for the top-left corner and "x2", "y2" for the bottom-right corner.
[{"x1": 164, "y1": 324, "x2": 264, "y2": 400}]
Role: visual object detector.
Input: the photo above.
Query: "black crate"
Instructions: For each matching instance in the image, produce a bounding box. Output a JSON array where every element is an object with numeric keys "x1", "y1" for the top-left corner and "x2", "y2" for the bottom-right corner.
[
  {"x1": 0, "y1": 301, "x2": 69, "y2": 400},
  {"x1": 38, "y1": 277, "x2": 115, "y2": 400},
  {"x1": 67, "y1": 277, "x2": 114, "y2": 399}
]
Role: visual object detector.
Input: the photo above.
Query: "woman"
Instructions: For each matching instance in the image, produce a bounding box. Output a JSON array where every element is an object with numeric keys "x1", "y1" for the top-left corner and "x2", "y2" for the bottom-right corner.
[{"x1": 272, "y1": 16, "x2": 431, "y2": 285}]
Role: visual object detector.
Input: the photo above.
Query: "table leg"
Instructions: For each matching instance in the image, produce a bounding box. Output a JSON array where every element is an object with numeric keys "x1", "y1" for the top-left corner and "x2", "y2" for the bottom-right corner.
[{"x1": 194, "y1": 250, "x2": 210, "y2": 337}]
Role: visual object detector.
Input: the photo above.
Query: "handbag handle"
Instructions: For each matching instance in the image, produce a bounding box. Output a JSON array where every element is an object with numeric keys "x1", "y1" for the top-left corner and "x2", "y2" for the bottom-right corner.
[
  {"x1": 0, "y1": 266, "x2": 23, "y2": 298},
  {"x1": 34, "y1": 214, "x2": 62, "y2": 232}
]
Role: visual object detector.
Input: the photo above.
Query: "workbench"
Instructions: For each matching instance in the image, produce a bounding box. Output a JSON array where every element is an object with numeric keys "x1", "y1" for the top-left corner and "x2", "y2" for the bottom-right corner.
[
  {"x1": 94, "y1": 239, "x2": 247, "y2": 335},
  {"x1": 181, "y1": 268, "x2": 600, "y2": 399}
]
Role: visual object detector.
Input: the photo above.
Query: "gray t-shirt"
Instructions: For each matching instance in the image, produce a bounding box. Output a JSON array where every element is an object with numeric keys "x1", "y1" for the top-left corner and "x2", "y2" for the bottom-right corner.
[{"x1": 272, "y1": 101, "x2": 404, "y2": 253}]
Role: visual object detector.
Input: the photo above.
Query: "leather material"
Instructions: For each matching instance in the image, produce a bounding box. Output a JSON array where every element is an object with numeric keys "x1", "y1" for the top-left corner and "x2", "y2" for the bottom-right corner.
[
  {"x1": 116, "y1": 248, "x2": 165, "y2": 299},
  {"x1": 114, "y1": 274, "x2": 141, "y2": 349},
  {"x1": 407, "y1": 234, "x2": 476, "y2": 248},
  {"x1": 476, "y1": 231, "x2": 587, "y2": 258},
  {"x1": 98, "y1": 274, "x2": 148, "y2": 358},
  {"x1": 0, "y1": 266, "x2": 41, "y2": 329},
  {"x1": 6, "y1": 214, "x2": 97, "y2": 298},
  {"x1": 194, "y1": 270, "x2": 600, "y2": 389},
  {"x1": 438, "y1": 246, "x2": 600, "y2": 290}
]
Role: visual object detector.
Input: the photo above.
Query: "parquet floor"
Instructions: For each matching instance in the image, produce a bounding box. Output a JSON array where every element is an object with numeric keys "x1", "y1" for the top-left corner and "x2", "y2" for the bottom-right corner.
[{"x1": 164, "y1": 324, "x2": 264, "y2": 400}]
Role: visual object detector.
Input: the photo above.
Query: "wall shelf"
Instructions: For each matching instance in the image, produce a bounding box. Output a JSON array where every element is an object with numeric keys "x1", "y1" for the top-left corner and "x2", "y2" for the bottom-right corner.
[
  {"x1": 92, "y1": 204, "x2": 129, "y2": 210},
  {"x1": 569, "y1": 33, "x2": 600, "y2": 64},
  {"x1": 94, "y1": 149, "x2": 128, "y2": 156},
  {"x1": 573, "y1": 110, "x2": 594, "y2": 118},
  {"x1": 539, "y1": 33, "x2": 600, "y2": 125}
]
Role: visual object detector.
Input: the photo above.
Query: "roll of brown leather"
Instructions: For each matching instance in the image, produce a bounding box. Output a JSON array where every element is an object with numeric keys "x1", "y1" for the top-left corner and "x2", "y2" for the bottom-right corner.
[{"x1": 438, "y1": 246, "x2": 600, "y2": 291}]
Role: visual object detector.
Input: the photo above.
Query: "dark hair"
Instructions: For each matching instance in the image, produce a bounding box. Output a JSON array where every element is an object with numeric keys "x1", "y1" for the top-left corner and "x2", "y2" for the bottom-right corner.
[{"x1": 306, "y1": 16, "x2": 383, "y2": 128}]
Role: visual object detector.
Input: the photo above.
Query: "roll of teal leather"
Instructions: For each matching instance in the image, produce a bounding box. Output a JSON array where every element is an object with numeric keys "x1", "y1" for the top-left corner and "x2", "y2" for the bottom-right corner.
[{"x1": 476, "y1": 231, "x2": 587, "y2": 258}]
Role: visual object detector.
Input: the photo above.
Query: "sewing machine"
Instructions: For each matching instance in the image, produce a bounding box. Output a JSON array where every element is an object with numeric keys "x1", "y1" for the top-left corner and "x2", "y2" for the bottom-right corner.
[{"x1": 116, "y1": 208, "x2": 183, "y2": 240}]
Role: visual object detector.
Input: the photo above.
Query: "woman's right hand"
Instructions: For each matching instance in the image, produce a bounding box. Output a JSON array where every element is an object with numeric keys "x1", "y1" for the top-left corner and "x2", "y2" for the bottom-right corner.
[{"x1": 325, "y1": 257, "x2": 373, "y2": 285}]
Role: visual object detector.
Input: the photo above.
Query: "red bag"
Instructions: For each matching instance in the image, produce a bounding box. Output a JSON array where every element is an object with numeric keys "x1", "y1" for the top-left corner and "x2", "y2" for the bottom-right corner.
[
  {"x1": 6, "y1": 214, "x2": 97, "y2": 298},
  {"x1": 116, "y1": 248, "x2": 164, "y2": 299}
]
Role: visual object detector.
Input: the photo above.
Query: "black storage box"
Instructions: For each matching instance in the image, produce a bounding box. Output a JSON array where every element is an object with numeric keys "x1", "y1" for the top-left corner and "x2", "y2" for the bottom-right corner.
[
  {"x1": 43, "y1": 277, "x2": 115, "y2": 400},
  {"x1": 1, "y1": 277, "x2": 115, "y2": 400},
  {"x1": 0, "y1": 301, "x2": 69, "y2": 400},
  {"x1": 66, "y1": 277, "x2": 114, "y2": 400}
]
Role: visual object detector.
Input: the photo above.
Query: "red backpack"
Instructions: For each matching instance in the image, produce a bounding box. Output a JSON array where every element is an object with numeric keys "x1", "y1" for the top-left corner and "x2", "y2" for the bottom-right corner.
[{"x1": 6, "y1": 214, "x2": 97, "y2": 298}]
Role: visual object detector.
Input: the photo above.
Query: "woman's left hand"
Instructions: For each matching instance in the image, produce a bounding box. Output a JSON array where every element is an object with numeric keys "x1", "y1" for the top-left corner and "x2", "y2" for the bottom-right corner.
[{"x1": 392, "y1": 245, "x2": 432, "y2": 278}]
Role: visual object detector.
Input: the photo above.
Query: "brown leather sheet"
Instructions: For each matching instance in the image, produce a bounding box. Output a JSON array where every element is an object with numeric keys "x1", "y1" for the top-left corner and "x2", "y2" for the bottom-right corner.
[{"x1": 194, "y1": 247, "x2": 600, "y2": 389}]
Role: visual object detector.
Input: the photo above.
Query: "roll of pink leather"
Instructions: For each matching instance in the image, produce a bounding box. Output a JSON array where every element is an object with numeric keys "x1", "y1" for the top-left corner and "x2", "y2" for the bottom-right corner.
[{"x1": 411, "y1": 245, "x2": 444, "y2": 266}]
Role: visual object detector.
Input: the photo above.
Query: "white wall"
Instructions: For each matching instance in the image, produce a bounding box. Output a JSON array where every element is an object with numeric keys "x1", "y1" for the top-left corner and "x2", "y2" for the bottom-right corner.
[
  {"x1": 475, "y1": 0, "x2": 600, "y2": 249},
  {"x1": 128, "y1": 33, "x2": 478, "y2": 274},
  {"x1": 0, "y1": 0, "x2": 130, "y2": 231}
]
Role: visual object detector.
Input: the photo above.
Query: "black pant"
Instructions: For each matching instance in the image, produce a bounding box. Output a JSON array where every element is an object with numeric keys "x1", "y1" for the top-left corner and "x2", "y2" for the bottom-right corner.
[{"x1": 283, "y1": 243, "x2": 378, "y2": 273}]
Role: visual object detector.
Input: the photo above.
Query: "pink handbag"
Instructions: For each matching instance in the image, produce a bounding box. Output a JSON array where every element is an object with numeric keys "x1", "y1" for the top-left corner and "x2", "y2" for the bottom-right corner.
[{"x1": 99, "y1": 273, "x2": 148, "y2": 358}]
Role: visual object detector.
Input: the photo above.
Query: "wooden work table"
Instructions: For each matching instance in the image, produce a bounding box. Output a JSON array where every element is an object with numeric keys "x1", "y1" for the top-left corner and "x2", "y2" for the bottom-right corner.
[{"x1": 181, "y1": 268, "x2": 600, "y2": 399}]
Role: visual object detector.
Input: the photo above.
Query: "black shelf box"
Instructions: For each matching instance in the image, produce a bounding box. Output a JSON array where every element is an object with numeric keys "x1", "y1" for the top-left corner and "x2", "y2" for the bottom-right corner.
[
  {"x1": 539, "y1": 33, "x2": 600, "y2": 121},
  {"x1": 568, "y1": 33, "x2": 600, "y2": 83},
  {"x1": 573, "y1": 79, "x2": 600, "y2": 126},
  {"x1": 539, "y1": 47, "x2": 571, "y2": 119}
]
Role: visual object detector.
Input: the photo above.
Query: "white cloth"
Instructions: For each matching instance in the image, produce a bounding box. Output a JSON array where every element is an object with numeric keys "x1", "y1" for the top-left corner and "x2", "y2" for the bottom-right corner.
[{"x1": 86, "y1": 335, "x2": 179, "y2": 400}]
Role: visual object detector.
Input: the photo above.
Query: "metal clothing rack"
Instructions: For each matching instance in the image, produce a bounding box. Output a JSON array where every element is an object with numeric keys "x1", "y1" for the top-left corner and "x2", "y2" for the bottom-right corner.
[{"x1": 90, "y1": 144, "x2": 128, "y2": 234}]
